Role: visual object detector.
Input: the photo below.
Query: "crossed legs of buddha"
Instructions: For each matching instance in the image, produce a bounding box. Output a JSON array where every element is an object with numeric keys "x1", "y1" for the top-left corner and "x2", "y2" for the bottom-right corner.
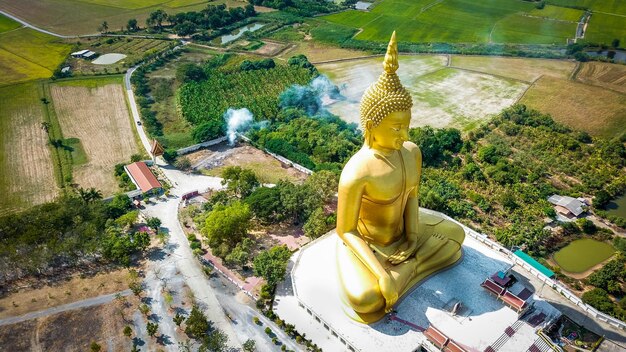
[{"x1": 337, "y1": 212, "x2": 465, "y2": 322}]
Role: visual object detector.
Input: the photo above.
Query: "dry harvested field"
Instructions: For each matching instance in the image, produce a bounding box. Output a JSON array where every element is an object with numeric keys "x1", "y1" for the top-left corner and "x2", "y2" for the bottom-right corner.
[
  {"x1": 575, "y1": 61, "x2": 626, "y2": 94},
  {"x1": 450, "y1": 56, "x2": 576, "y2": 82},
  {"x1": 278, "y1": 40, "x2": 369, "y2": 63},
  {"x1": 195, "y1": 144, "x2": 308, "y2": 184},
  {"x1": 51, "y1": 78, "x2": 139, "y2": 195},
  {"x1": 0, "y1": 299, "x2": 135, "y2": 352},
  {"x1": 0, "y1": 0, "x2": 214, "y2": 35},
  {"x1": 320, "y1": 55, "x2": 528, "y2": 131},
  {"x1": 0, "y1": 82, "x2": 58, "y2": 214},
  {"x1": 521, "y1": 76, "x2": 626, "y2": 138},
  {"x1": 0, "y1": 269, "x2": 129, "y2": 319}
]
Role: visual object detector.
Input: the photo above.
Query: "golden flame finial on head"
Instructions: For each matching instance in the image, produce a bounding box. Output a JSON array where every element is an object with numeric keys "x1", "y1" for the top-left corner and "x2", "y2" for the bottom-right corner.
[
  {"x1": 383, "y1": 31, "x2": 398, "y2": 74},
  {"x1": 359, "y1": 31, "x2": 412, "y2": 129}
]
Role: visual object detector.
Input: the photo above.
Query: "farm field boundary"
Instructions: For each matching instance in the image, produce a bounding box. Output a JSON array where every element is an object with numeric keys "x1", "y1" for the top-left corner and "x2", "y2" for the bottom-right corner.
[
  {"x1": 50, "y1": 76, "x2": 140, "y2": 196},
  {"x1": 0, "y1": 82, "x2": 58, "y2": 214}
]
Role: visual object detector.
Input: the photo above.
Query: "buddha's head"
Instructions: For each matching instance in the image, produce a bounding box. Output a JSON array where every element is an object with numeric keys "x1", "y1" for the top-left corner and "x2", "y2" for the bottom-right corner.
[{"x1": 360, "y1": 31, "x2": 412, "y2": 151}]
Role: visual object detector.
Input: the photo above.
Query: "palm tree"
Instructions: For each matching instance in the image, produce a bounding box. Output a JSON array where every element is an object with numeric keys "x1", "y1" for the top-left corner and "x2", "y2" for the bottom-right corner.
[
  {"x1": 40, "y1": 122, "x2": 50, "y2": 134},
  {"x1": 100, "y1": 21, "x2": 109, "y2": 34}
]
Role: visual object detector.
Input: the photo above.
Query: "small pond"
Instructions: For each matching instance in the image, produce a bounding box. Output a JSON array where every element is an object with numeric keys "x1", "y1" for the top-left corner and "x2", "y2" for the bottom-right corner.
[
  {"x1": 220, "y1": 23, "x2": 265, "y2": 44},
  {"x1": 606, "y1": 194, "x2": 626, "y2": 218},
  {"x1": 553, "y1": 238, "x2": 615, "y2": 273},
  {"x1": 587, "y1": 50, "x2": 626, "y2": 63}
]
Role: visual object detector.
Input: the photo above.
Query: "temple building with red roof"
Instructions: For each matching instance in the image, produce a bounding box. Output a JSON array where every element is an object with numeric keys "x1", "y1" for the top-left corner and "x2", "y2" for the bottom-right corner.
[{"x1": 125, "y1": 161, "x2": 162, "y2": 194}]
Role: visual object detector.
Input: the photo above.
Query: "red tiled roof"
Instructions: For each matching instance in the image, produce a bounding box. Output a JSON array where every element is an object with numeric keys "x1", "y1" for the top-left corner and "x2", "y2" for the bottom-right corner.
[
  {"x1": 481, "y1": 279, "x2": 505, "y2": 296},
  {"x1": 445, "y1": 340, "x2": 468, "y2": 352},
  {"x1": 424, "y1": 325, "x2": 449, "y2": 348},
  {"x1": 126, "y1": 161, "x2": 161, "y2": 193},
  {"x1": 502, "y1": 291, "x2": 527, "y2": 311}
]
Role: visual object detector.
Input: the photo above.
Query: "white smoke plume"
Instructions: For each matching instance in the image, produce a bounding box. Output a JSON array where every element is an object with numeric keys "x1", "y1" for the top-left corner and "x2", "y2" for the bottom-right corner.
[{"x1": 224, "y1": 108, "x2": 254, "y2": 145}]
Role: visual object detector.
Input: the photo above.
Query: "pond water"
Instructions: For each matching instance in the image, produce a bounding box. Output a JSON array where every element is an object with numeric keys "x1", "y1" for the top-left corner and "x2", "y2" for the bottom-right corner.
[
  {"x1": 587, "y1": 50, "x2": 626, "y2": 63},
  {"x1": 220, "y1": 23, "x2": 264, "y2": 44},
  {"x1": 553, "y1": 238, "x2": 616, "y2": 273},
  {"x1": 606, "y1": 194, "x2": 626, "y2": 218}
]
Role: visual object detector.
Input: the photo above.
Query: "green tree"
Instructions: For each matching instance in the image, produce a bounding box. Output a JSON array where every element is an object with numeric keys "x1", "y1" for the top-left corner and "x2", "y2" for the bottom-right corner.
[
  {"x1": 221, "y1": 166, "x2": 259, "y2": 198},
  {"x1": 147, "y1": 217, "x2": 161, "y2": 234},
  {"x1": 253, "y1": 245, "x2": 291, "y2": 289},
  {"x1": 123, "y1": 326, "x2": 132, "y2": 338},
  {"x1": 225, "y1": 237, "x2": 253, "y2": 266},
  {"x1": 612, "y1": 38, "x2": 620, "y2": 48},
  {"x1": 594, "y1": 190, "x2": 611, "y2": 209},
  {"x1": 99, "y1": 21, "x2": 108, "y2": 33},
  {"x1": 303, "y1": 207, "x2": 328, "y2": 239},
  {"x1": 582, "y1": 288, "x2": 615, "y2": 314},
  {"x1": 246, "y1": 186, "x2": 282, "y2": 223},
  {"x1": 126, "y1": 18, "x2": 138, "y2": 32},
  {"x1": 147, "y1": 322, "x2": 159, "y2": 337},
  {"x1": 202, "y1": 201, "x2": 251, "y2": 250},
  {"x1": 174, "y1": 312, "x2": 185, "y2": 326},
  {"x1": 90, "y1": 342, "x2": 101, "y2": 352},
  {"x1": 108, "y1": 193, "x2": 132, "y2": 218},
  {"x1": 243, "y1": 339, "x2": 256, "y2": 352},
  {"x1": 200, "y1": 330, "x2": 228, "y2": 352},
  {"x1": 192, "y1": 120, "x2": 223, "y2": 143},
  {"x1": 176, "y1": 63, "x2": 207, "y2": 82},
  {"x1": 185, "y1": 305, "x2": 212, "y2": 339},
  {"x1": 306, "y1": 170, "x2": 338, "y2": 202}
]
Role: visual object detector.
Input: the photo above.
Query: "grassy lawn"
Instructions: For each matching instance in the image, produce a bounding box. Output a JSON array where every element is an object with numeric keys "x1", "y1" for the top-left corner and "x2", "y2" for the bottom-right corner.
[
  {"x1": 323, "y1": 0, "x2": 579, "y2": 44},
  {"x1": 0, "y1": 28, "x2": 70, "y2": 85},
  {"x1": 553, "y1": 238, "x2": 615, "y2": 273},
  {"x1": 0, "y1": 13, "x2": 20, "y2": 33},
  {"x1": 450, "y1": 55, "x2": 576, "y2": 82},
  {"x1": 520, "y1": 76, "x2": 626, "y2": 138},
  {"x1": 0, "y1": 82, "x2": 58, "y2": 214}
]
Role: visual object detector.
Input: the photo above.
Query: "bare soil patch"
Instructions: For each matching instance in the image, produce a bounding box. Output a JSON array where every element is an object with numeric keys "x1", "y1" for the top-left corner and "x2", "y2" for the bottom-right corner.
[
  {"x1": 0, "y1": 298, "x2": 138, "y2": 352},
  {"x1": 278, "y1": 40, "x2": 369, "y2": 63},
  {"x1": 0, "y1": 269, "x2": 130, "y2": 319},
  {"x1": 51, "y1": 81, "x2": 139, "y2": 195},
  {"x1": 195, "y1": 143, "x2": 308, "y2": 184},
  {"x1": 253, "y1": 40, "x2": 287, "y2": 56},
  {"x1": 451, "y1": 56, "x2": 576, "y2": 82},
  {"x1": 575, "y1": 61, "x2": 626, "y2": 94},
  {"x1": 520, "y1": 76, "x2": 626, "y2": 138},
  {"x1": 0, "y1": 82, "x2": 58, "y2": 214}
]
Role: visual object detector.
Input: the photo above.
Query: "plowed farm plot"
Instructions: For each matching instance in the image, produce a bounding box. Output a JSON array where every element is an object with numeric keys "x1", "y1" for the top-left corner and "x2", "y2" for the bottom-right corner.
[
  {"x1": 0, "y1": 82, "x2": 58, "y2": 214},
  {"x1": 575, "y1": 61, "x2": 626, "y2": 94},
  {"x1": 50, "y1": 78, "x2": 139, "y2": 195}
]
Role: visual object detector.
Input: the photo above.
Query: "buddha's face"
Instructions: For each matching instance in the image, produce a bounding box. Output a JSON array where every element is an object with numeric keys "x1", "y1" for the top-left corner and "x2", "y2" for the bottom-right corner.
[{"x1": 368, "y1": 110, "x2": 410, "y2": 151}]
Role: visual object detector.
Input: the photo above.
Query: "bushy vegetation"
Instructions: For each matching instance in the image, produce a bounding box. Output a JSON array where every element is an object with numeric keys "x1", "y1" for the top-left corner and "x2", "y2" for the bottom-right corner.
[
  {"x1": 0, "y1": 193, "x2": 149, "y2": 286},
  {"x1": 413, "y1": 105, "x2": 625, "y2": 259},
  {"x1": 248, "y1": 0, "x2": 342, "y2": 17},
  {"x1": 178, "y1": 55, "x2": 314, "y2": 133}
]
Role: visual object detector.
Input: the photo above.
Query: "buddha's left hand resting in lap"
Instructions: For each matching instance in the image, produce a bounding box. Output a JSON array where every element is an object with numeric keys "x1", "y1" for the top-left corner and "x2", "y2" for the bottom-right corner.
[{"x1": 336, "y1": 31, "x2": 465, "y2": 323}]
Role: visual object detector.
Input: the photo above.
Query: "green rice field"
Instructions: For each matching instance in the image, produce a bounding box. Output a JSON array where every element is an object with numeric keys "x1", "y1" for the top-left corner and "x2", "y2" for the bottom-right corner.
[
  {"x1": 553, "y1": 238, "x2": 616, "y2": 273},
  {"x1": 76, "y1": 0, "x2": 205, "y2": 9},
  {"x1": 547, "y1": 0, "x2": 626, "y2": 15},
  {"x1": 0, "y1": 28, "x2": 71, "y2": 85},
  {"x1": 323, "y1": 0, "x2": 579, "y2": 44},
  {"x1": 584, "y1": 13, "x2": 626, "y2": 47},
  {"x1": 0, "y1": 13, "x2": 20, "y2": 33}
]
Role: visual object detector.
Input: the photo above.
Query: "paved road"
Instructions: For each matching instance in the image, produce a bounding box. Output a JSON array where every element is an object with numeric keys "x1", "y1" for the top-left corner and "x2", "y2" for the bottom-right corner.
[
  {"x1": 124, "y1": 65, "x2": 153, "y2": 155},
  {"x1": 0, "y1": 290, "x2": 131, "y2": 327}
]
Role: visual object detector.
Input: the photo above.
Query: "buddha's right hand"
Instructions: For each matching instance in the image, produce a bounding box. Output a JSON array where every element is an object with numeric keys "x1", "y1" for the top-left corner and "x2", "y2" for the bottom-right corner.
[{"x1": 379, "y1": 275, "x2": 398, "y2": 313}]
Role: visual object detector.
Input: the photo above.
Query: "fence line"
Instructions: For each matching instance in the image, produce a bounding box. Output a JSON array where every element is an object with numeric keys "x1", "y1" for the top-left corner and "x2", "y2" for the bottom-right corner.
[{"x1": 176, "y1": 136, "x2": 228, "y2": 155}]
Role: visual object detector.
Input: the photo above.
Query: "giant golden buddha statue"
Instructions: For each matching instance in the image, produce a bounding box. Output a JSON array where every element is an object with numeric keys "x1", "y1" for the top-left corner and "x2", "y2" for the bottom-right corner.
[{"x1": 336, "y1": 31, "x2": 465, "y2": 323}]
